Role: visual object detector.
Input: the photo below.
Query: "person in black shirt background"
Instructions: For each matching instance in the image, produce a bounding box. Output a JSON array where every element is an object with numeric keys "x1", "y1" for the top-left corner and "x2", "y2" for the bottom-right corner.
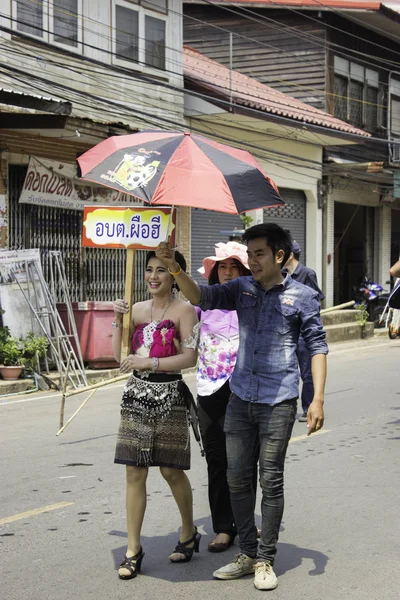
[{"x1": 284, "y1": 240, "x2": 325, "y2": 422}]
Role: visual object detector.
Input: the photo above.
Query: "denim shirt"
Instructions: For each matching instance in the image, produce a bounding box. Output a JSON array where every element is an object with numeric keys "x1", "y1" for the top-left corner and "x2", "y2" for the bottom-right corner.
[{"x1": 197, "y1": 275, "x2": 328, "y2": 405}]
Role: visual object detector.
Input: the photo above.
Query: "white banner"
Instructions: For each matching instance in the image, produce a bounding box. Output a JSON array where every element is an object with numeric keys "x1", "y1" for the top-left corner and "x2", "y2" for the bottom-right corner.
[
  {"x1": 0, "y1": 248, "x2": 43, "y2": 284},
  {"x1": 19, "y1": 157, "x2": 142, "y2": 211}
]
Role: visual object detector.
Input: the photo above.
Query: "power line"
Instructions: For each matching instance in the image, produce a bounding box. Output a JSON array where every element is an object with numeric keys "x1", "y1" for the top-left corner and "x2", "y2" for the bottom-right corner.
[
  {"x1": 0, "y1": 60, "x2": 328, "y2": 173},
  {"x1": 206, "y1": 0, "x2": 400, "y2": 64},
  {"x1": 1, "y1": 25, "x2": 383, "y2": 143},
  {"x1": 2, "y1": 15, "x2": 396, "y2": 139},
  {"x1": 12, "y1": 0, "x2": 400, "y2": 110},
  {"x1": 0, "y1": 8, "x2": 397, "y2": 186}
]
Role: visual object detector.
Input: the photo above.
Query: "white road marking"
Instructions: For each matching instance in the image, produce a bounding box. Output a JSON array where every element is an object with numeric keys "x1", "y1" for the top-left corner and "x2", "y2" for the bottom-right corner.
[
  {"x1": 290, "y1": 429, "x2": 330, "y2": 443},
  {"x1": 0, "y1": 384, "x2": 126, "y2": 406},
  {"x1": 0, "y1": 502, "x2": 75, "y2": 526}
]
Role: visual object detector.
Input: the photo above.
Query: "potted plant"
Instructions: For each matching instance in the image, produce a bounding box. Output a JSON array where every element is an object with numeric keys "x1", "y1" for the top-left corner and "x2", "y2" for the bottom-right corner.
[
  {"x1": 0, "y1": 327, "x2": 49, "y2": 381},
  {"x1": 0, "y1": 336, "x2": 25, "y2": 380},
  {"x1": 355, "y1": 301, "x2": 369, "y2": 339},
  {"x1": 21, "y1": 332, "x2": 49, "y2": 372}
]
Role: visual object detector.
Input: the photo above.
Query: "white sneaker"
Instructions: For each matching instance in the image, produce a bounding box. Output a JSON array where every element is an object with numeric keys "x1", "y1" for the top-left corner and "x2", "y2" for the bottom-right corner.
[
  {"x1": 254, "y1": 561, "x2": 278, "y2": 590},
  {"x1": 213, "y1": 553, "x2": 257, "y2": 580}
]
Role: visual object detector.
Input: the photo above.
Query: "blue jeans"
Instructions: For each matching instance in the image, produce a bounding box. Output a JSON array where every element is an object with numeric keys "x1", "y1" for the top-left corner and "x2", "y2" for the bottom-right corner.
[
  {"x1": 296, "y1": 335, "x2": 314, "y2": 413},
  {"x1": 225, "y1": 394, "x2": 297, "y2": 563}
]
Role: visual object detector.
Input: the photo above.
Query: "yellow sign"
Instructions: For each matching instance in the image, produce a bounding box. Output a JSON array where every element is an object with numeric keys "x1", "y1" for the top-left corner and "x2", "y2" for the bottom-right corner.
[{"x1": 82, "y1": 206, "x2": 175, "y2": 249}]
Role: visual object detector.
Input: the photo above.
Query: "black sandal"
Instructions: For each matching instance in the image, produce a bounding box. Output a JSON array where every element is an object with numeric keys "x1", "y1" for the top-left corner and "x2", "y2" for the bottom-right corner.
[
  {"x1": 118, "y1": 547, "x2": 145, "y2": 580},
  {"x1": 170, "y1": 527, "x2": 201, "y2": 563}
]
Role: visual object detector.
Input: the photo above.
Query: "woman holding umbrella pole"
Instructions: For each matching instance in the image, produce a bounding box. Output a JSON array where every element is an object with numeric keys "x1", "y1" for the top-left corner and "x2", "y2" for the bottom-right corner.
[
  {"x1": 196, "y1": 242, "x2": 259, "y2": 552},
  {"x1": 112, "y1": 249, "x2": 201, "y2": 580}
]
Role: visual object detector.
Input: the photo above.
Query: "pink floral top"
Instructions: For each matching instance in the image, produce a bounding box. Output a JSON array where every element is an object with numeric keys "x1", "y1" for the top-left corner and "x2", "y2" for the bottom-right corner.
[
  {"x1": 196, "y1": 309, "x2": 239, "y2": 397},
  {"x1": 132, "y1": 319, "x2": 180, "y2": 358}
]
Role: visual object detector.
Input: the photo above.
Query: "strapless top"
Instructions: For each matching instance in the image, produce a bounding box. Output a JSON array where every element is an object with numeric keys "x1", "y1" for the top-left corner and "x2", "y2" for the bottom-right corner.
[{"x1": 131, "y1": 319, "x2": 180, "y2": 358}]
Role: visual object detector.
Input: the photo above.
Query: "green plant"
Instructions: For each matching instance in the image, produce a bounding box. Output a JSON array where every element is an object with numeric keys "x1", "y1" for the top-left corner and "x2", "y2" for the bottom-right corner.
[
  {"x1": 240, "y1": 214, "x2": 254, "y2": 229},
  {"x1": 0, "y1": 326, "x2": 11, "y2": 345},
  {"x1": 21, "y1": 332, "x2": 49, "y2": 370},
  {"x1": 355, "y1": 301, "x2": 369, "y2": 328},
  {"x1": 1, "y1": 337, "x2": 25, "y2": 366},
  {"x1": 0, "y1": 328, "x2": 49, "y2": 368}
]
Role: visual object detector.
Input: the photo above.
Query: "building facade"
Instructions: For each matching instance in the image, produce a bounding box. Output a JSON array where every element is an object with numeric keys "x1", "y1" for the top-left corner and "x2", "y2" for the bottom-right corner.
[
  {"x1": 0, "y1": 0, "x2": 188, "y2": 302},
  {"x1": 183, "y1": 1, "x2": 400, "y2": 305}
]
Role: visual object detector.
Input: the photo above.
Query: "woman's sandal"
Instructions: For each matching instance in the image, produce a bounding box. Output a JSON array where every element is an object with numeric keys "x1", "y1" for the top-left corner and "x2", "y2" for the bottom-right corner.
[
  {"x1": 169, "y1": 527, "x2": 201, "y2": 563},
  {"x1": 118, "y1": 547, "x2": 145, "y2": 580}
]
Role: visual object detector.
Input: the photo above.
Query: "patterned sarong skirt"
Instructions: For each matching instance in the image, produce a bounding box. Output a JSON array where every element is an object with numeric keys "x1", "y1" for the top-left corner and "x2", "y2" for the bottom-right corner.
[{"x1": 114, "y1": 371, "x2": 191, "y2": 470}]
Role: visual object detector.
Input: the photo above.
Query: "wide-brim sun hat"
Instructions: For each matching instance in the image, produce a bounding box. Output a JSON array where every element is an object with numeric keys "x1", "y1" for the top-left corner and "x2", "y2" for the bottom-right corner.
[{"x1": 198, "y1": 241, "x2": 249, "y2": 280}]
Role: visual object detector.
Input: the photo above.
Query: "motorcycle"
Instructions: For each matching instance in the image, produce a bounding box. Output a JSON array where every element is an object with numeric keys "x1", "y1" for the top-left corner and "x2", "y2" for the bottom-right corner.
[{"x1": 352, "y1": 277, "x2": 389, "y2": 327}]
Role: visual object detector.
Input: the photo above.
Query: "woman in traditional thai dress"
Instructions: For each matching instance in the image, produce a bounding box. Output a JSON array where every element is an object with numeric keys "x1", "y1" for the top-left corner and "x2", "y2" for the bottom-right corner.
[
  {"x1": 112, "y1": 250, "x2": 201, "y2": 580},
  {"x1": 195, "y1": 242, "x2": 258, "y2": 553}
]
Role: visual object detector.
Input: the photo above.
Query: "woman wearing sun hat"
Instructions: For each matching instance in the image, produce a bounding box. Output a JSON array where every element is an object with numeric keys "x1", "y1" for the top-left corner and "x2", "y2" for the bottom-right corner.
[{"x1": 196, "y1": 242, "x2": 258, "y2": 553}]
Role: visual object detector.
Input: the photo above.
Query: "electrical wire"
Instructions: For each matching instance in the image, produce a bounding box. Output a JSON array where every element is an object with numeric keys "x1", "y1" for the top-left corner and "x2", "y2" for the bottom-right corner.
[
  {"x1": 11, "y1": 0, "x2": 400, "y2": 110},
  {"x1": 0, "y1": 6, "x2": 396, "y2": 189},
  {"x1": 204, "y1": 0, "x2": 400, "y2": 66},
  {"x1": 1, "y1": 29, "x2": 385, "y2": 146},
  {"x1": 0, "y1": 60, "x2": 329, "y2": 175},
  {"x1": 3, "y1": 18, "x2": 398, "y2": 137}
]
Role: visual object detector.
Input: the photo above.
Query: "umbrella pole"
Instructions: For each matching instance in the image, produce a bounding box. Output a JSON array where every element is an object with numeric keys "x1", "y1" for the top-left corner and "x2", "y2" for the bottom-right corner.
[{"x1": 121, "y1": 249, "x2": 135, "y2": 361}]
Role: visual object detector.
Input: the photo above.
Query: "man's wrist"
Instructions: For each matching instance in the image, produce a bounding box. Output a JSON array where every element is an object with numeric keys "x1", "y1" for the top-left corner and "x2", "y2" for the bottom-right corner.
[
  {"x1": 312, "y1": 395, "x2": 324, "y2": 404},
  {"x1": 169, "y1": 262, "x2": 181, "y2": 276}
]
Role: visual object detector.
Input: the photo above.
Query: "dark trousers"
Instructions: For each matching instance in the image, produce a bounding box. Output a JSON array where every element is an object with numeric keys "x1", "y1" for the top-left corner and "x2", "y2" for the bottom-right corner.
[
  {"x1": 225, "y1": 394, "x2": 297, "y2": 563},
  {"x1": 197, "y1": 380, "x2": 258, "y2": 537},
  {"x1": 296, "y1": 335, "x2": 314, "y2": 413}
]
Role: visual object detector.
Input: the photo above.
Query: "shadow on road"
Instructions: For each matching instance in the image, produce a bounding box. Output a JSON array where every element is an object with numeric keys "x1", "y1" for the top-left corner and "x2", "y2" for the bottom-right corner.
[
  {"x1": 108, "y1": 516, "x2": 328, "y2": 582},
  {"x1": 274, "y1": 541, "x2": 328, "y2": 577}
]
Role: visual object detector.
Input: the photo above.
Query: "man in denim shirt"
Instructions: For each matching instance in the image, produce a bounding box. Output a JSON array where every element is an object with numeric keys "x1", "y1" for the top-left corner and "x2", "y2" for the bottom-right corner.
[
  {"x1": 284, "y1": 240, "x2": 325, "y2": 422},
  {"x1": 156, "y1": 224, "x2": 328, "y2": 591}
]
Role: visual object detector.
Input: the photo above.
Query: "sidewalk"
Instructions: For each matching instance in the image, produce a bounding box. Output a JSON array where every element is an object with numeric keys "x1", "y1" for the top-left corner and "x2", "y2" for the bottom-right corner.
[{"x1": 1, "y1": 334, "x2": 398, "y2": 398}]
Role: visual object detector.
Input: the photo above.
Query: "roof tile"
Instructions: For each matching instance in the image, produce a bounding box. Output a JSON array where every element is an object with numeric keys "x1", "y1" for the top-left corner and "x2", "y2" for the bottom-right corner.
[{"x1": 183, "y1": 46, "x2": 370, "y2": 137}]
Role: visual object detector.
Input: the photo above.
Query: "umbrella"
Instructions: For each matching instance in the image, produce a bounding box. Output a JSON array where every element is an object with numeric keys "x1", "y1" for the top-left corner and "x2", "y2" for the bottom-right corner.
[{"x1": 77, "y1": 129, "x2": 283, "y2": 214}]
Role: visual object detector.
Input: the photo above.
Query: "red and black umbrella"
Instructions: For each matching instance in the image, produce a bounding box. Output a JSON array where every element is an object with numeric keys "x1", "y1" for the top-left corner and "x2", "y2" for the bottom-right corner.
[{"x1": 78, "y1": 130, "x2": 283, "y2": 214}]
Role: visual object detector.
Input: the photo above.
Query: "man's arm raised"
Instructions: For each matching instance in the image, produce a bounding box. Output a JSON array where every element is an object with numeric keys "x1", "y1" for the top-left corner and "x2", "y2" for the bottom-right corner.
[
  {"x1": 156, "y1": 242, "x2": 202, "y2": 305},
  {"x1": 390, "y1": 260, "x2": 400, "y2": 279}
]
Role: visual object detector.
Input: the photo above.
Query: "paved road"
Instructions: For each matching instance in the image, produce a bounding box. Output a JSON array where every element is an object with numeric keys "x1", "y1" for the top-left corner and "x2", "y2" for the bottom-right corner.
[{"x1": 1, "y1": 338, "x2": 399, "y2": 600}]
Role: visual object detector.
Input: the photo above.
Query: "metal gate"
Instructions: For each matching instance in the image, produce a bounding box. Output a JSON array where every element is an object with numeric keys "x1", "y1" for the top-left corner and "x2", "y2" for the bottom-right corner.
[
  {"x1": 7, "y1": 165, "x2": 148, "y2": 302},
  {"x1": 190, "y1": 208, "x2": 243, "y2": 284},
  {"x1": 263, "y1": 188, "x2": 307, "y2": 263}
]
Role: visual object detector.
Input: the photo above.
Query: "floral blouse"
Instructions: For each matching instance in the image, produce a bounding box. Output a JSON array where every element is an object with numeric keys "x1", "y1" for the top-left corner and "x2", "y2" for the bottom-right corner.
[{"x1": 196, "y1": 309, "x2": 239, "y2": 397}]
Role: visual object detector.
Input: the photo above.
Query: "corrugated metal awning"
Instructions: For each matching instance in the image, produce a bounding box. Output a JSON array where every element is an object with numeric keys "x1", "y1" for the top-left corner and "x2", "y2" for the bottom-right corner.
[{"x1": 0, "y1": 73, "x2": 71, "y2": 115}]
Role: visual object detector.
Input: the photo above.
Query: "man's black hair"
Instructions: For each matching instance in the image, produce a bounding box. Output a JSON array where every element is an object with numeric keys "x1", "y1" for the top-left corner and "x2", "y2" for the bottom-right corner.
[
  {"x1": 208, "y1": 258, "x2": 251, "y2": 285},
  {"x1": 293, "y1": 251, "x2": 301, "y2": 261},
  {"x1": 242, "y1": 223, "x2": 292, "y2": 265}
]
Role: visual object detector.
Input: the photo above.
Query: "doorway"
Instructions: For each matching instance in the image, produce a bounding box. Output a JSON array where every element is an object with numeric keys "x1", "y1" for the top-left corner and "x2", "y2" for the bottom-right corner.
[{"x1": 334, "y1": 203, "x2": 373, "y2": 305}]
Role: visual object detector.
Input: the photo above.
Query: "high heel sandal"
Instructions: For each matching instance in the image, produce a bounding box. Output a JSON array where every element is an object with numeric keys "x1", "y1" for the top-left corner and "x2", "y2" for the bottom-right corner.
[
  {"x1": 169, "y1": 527, "x2": 201, "y2": 563},
  {"x1": 118, "y1": 547, "x2": 145, "y2": 580}
]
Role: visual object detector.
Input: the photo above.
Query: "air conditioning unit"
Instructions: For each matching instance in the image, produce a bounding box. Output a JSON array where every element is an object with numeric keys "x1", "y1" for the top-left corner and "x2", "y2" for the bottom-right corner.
[{"x1": 389, "y1": 139, "x2": 400, "y2": 164}]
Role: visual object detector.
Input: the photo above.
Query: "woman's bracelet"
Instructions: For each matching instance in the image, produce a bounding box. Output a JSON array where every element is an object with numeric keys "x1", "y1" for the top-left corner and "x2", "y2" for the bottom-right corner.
[
  {"x1": 151, "y1": 357, "x2": 159, "y2": 372},
  {"x1": 168, "y1": 265, "x2": 182, "y2": 277},
  {"x1": 112, "y1": 320, "x2": 123, "y2": 329}
]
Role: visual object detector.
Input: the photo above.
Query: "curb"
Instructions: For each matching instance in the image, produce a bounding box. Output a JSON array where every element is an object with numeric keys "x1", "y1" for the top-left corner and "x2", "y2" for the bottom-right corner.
[{"x1": 0, "y1": 335, "x2": 395, "y2": 398}]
